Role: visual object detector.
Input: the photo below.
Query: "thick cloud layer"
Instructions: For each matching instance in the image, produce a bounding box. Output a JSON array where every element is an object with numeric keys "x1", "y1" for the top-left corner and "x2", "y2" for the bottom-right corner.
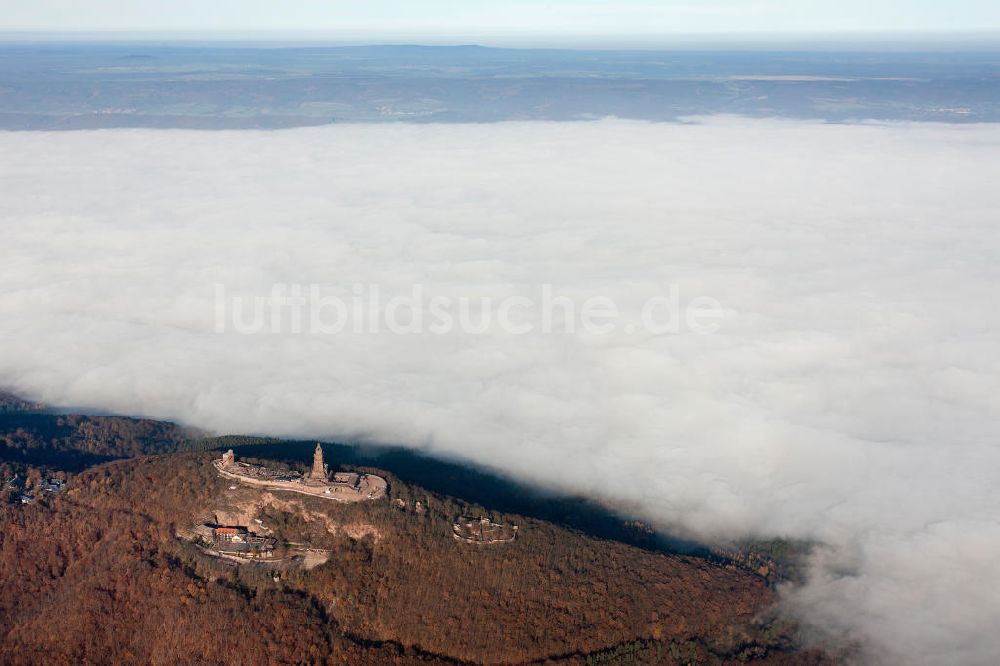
[{"x1": 2, "y1": 119, "x2": 999, "y2": 664}]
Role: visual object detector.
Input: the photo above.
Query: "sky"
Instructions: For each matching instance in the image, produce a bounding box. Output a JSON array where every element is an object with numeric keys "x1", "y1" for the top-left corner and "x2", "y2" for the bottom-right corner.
[
  {"x1": 2, "y1": 0, "x2": 999, "y2": 37},
  {"x1": 1, "y1": 118, "x2": 999, "y2": 664}
]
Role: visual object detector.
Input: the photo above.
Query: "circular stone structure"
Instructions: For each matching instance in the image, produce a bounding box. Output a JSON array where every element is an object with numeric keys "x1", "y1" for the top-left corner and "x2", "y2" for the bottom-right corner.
[{"x1": 452, "y1": 516, "x2": 518, "y2": 544}]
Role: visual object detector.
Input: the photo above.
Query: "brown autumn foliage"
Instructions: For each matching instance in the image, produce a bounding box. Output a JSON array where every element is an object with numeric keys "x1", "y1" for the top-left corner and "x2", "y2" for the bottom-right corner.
[
  {"x1": 0, "y1": 405, "x2": 835, "y2": 664},
  {"x1": 1, "y1": 452, "x2": 834, "y2": 665},
  {"x1": 0, "y1": 456, "x2": 449, "y2": 666},
  {"x1": 0, "y1": 411, "x2": 193, "y2": 467}
]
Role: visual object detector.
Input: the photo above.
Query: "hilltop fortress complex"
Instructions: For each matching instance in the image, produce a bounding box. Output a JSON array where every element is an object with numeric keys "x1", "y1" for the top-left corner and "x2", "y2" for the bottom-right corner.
[{"x1": 215, "y1": 444, "x2": 387, "y2": 502}]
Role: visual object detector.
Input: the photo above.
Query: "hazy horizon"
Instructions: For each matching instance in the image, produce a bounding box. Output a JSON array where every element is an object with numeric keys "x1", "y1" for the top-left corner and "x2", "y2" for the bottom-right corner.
[
  {"x1": 2, "y1": 30, "x2": 1000, "y2": 51},
  {"x1": 4, "y1": 0, "x2": 1000, "y2": 35}
]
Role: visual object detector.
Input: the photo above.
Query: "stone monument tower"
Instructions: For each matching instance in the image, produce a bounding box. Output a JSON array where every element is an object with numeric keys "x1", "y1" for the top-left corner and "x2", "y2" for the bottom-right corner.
[{"x1": 310, "y1": 443, "x2": 327, "y2": 481}]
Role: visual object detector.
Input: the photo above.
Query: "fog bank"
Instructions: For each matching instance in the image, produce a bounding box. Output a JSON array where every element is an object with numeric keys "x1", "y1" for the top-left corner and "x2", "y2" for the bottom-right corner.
[{"x1": 2, "y1": 118, "x2": 999, "y2": 664}]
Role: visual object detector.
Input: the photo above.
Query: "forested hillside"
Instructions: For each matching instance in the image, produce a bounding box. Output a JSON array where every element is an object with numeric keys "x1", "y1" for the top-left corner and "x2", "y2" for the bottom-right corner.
[{"x1": 0, "y1": 399, "x2": 835, "y2": 664}]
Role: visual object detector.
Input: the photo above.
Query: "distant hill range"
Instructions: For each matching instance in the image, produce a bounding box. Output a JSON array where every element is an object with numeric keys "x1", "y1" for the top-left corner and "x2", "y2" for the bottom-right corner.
[{"x1": 0, "y1": 43, "x2": 997, "y2": 129}]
